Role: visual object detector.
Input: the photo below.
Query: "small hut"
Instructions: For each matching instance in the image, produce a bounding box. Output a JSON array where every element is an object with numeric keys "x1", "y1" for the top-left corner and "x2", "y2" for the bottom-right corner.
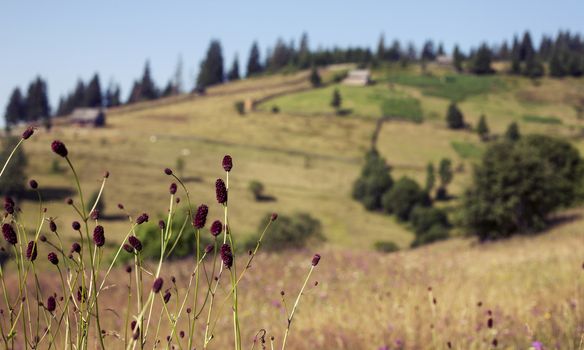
[
  {"x1": 343, "y1": 69, "x2": 371, "y2": 86},
  {"x1": 69, "y1": 108, "x2": 106, "y2": 127}
]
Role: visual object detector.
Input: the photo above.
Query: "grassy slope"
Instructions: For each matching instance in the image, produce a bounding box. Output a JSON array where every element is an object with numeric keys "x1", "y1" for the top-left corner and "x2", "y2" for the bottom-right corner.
[{"x1": 6, "y1": 64, "x2": 584, "y2": 349}]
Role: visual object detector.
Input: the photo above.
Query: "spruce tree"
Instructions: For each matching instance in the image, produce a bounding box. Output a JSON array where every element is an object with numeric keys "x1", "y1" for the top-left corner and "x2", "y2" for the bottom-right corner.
[
  {"x1": 309, "y1": 66, "x2": 321, "y2": 87},
  {"x1": 453, "y1": 45, "x2": 464, "y2": 72},
  {"x1": 246, "y1": 41, "x2": 263, "y2": 77},
  {"x1": 297, "y1": 33, "x2": 311, "y2": 69},
  {"x1": 437, "y1": 158, "x2": 453, "y2": 200},
  {"x1": 446, "y1": 102, "x2": 465, "y2": 129},
  {"x1": 330, "y1": 89, "x2": 342, "y2": 110},
  {"x1": 376, "y1": 34, "x2": 386, "y2": 61},
  {"x1": 549, "y1": 49, "x2": 566, "y2": 77},
  {"x1": 510, "y1": 37, "x2": 522, "y2": 74},
  {"x1": 84, "y1": 73, "x2": 102, "y2": 108},
  {"x1": 140, "y1": 61, "x2": 159, "y2": 100},
  {"x1": 197, "y1": 40, "x2": 224, "y2": 89},
  {"x1": 105, "y1": 84, "x2": 121, "y2": 107},
  {"x1": 25, "y1": 77, "x2": 51, "y2": 124},
  {"x1": 4, "y1": 88, "x2": 26, "y2": 126},
  {"x1": 477, "y1": 114, "x2": 489, "y2": 141},
  {"x1": 470, "y1": 44, "x2": 494, "y2": 75},
  {"x1": 227, "y1": 55, "x2": 241, "y2": 81},
  {"x1": 505, "y1": 122, "x2": 521, "y2": 141},
  {"x1": 425, "y1": 162, "x2": 435, "y2": 192}
]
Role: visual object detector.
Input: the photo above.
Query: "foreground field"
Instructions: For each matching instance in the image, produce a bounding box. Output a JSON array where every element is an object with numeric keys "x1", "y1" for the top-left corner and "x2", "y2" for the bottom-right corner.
[
  {"x1": 6, "y1": 206, "x2": 581, "y2": 349},
  {"x1": 3, "y1": 65, "x2": 584, "y2": 349}
]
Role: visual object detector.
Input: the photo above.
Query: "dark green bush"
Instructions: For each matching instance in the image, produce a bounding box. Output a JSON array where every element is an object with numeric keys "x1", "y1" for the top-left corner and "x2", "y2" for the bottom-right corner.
[
  {"x1": 374, "y1": 240, "x2": 400, "y2": 253},
  {"x1": 410, "y1": 206, "x2": 450, "y2": 235},
  {"x1": 381, "y1": 177, "x2": 430, "y2": 221},
  {"x1": 463, "y1": 134, "x2": 583, "y2": 240},
  {"x1": 411, "y1": 224, "x2": 449, "y2": 247},
  {"x1": 249, "y1": 180, "x2": 265, "y2": 201},
  {"x1": 234, "y1": 101, "x2": 245, "y2": 115},
  {"x1": 245, "y1": 212, "x2": 324, "y2": 251},
  {"x1": 352, "y1": 150, "x2": 393, "y2": 210}
]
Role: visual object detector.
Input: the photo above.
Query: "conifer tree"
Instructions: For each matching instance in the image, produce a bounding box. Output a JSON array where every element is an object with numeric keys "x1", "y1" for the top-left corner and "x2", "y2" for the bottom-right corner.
[
  {"x1": 446, "y1": 102, "x2": 465, "y2": 129},
  {"x1": 437, "y1": 158, "x2": 453, "y2": 200},
  {"x1": 330, "y1": 88, "x2": 342, "y2": 110},
  {"x1": 227, "y1": 55, "x2": 241, "y2": 81},
  {"x1": 246, "y1": 41, "x2": 263, "y2": 77},
  {"x1": 425, "y1": 162, "x2": 435, "y2": 192},
  {"x1": 470, "y1": 44, "x2": 494, "y2": 75},
  {"x1": 453, "y1": 45, "x2": 464, "y2": 72},
  {"x1": 140, "y1": 61, "x2": 159, "y2": 100},
  {"x1": 377, "y1": 34, "x2": 386, "y2": 61},
  {"x1": 196, "y1": 40, "x2": 224, "y2": 89},
  {"x1": 309, "y1": 66, "x2": 321, "y2": 87},
  {"x1": 297, "y1": 33, "x2": 311, "y2": 69},
  {"x1": 505, "y1": 122, "x2": 521, "y2": 141},
  {"x1": 25, "y1": 77, "x2": 51, "y2": 124},
  {"x1": 477, "y1": 114, "x2": 489, "y2": 141},
  {"x1": 84, "y1": 73, "x2": 102, "y2": 108},
  {"x1": 4, "y1": 88, "x2": 26, "y2": 126}
]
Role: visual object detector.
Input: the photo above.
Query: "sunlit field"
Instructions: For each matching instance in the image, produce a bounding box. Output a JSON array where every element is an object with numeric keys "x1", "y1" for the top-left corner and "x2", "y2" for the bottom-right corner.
[{"x1": 3, "y1": 63, "x2": 584, "y2": 349}]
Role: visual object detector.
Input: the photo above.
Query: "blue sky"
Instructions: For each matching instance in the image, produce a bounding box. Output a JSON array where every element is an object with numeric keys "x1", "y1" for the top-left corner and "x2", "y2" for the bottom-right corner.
[{"x1": 1, "y1": 0, "x2": 583, "y2": 124}]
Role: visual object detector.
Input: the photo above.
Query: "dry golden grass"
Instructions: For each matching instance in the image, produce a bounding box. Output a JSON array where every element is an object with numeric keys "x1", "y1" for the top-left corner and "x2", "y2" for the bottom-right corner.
[{"x1": 4, "y1": 66, "x2": 584, "y2": 349}]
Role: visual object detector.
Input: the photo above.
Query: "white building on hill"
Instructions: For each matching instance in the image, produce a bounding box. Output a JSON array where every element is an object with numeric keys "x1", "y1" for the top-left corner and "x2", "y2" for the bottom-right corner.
[{"x1": 343, "y1": 69, "x2": 371, "y2": 86}]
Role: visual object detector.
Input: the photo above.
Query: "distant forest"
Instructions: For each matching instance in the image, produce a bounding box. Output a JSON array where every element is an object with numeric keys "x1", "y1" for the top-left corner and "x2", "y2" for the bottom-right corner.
[{"x1": 4, "y1": 30, "x2": 584, "y2": 129}]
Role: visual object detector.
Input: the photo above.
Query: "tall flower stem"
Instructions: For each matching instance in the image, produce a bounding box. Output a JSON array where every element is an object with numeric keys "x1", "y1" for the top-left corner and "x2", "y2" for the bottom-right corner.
[{"x1": 281, "y1": 266, "x2": 315, "y2": 350}]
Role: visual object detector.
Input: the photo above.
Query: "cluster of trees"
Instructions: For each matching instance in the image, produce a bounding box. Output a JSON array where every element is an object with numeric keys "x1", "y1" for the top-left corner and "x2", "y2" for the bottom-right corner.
[
  {"x1": 463, "y1": 134, "x2": 583, "y2": 240},
  {"x1": 55, "y1": 74, "x2": 121, "y2": 116},
  {"x1": 352, "y1": 150, "x2": 451, "y2": 248},
  {"x1": 4, "y1": 77, "x2": 51, "y2": 129}
]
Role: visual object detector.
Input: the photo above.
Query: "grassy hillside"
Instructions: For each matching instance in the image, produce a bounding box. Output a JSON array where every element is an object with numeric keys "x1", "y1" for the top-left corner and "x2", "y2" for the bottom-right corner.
[
  {"x1": 14, "y1": 64, "x2": 584, "y2": 251},
  {"x1": 3, "y1": 64, "x2": 584, "y2": 349}
]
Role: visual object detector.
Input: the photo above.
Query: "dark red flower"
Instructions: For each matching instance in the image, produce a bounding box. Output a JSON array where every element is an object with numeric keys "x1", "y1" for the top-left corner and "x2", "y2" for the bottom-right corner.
[
  {"x1": 22, "y1": 127, "x2": 34, "y2": 140},
  {"x1": 46, "y1": 296, "x2": 56, "y2": 312},
  {"x1": 158, "y1": 220, "x2": 166, "y2": 230},
  {"x1": 93, "y1": 225, "x2": 105, "y2": 247},
  {"x1": 215, "y1": 179, "x2": 227, "y2": 204},
  {"x1": 193, "y1": 204, "x2": 209, "y2": 229},
  {"x1": 128, "y1": 236, "x2": 142, "y2": 252},
  {"x1": 48, "y1": 252, "x2": 59, "y2": 265},
  {"x1": 169, "y1": 182, "x2": 177, "y2": 195},
  {"x1": 311, "y1": 254, "x2": 321, "y2": 266},
  {"x1": 72, "y1": 221, "x2": 81, "y2": 231},
  {"x1": 220, "y1": 244, "x2": 233, "y2": 269},
  {"x1": 136, "y1": 213, "x2": 149, "y2": 225},
  {"x1": 270, "y1": 213, "x2": 278, "y2": 221},
  {"x1": 164, "y1": 168, "x2": 173, "y2": 175},
  {"x1": 210, "y1": 220, "x2": 222, "y2": 236},
  {"x1": 71, "y1": 242, "x2": 81, "y2": 254},
  {"x1": 4, "y1": 196, "x2": 15, "y2": 214},
  {"x1": 152, "y1": 277, "x2": 164, "y2": 293},
  {"x1": 205, "y1": 244, "x2": 214, "y2": 254},
  {"x1": 2, "y1": 223, "x2": 17, "y2": 245},
  {"x1": 163, "y1": 291, "x2": 171, "y2": 304},
  {"x1": 90, "y1": 210, "x2": 100, "y2": 220},
  {"x1": 123, "y1": 244, "x2": 133, "y2": 253},
  {"x1": 49, "y1": 220, "x2": 57, "y2": 232},
  {"x1": 222, "y1": 155, "x2": 233, "y2": 172},
  {"x1": 29, "y1": 179, "x2": 38, "y2": 189},
  {"x1": 26, "y1": 241, "x2": 37, "y2": 261},
  {"x1": 51, "y1": 140, "x2": 68, "y2": 158}
]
